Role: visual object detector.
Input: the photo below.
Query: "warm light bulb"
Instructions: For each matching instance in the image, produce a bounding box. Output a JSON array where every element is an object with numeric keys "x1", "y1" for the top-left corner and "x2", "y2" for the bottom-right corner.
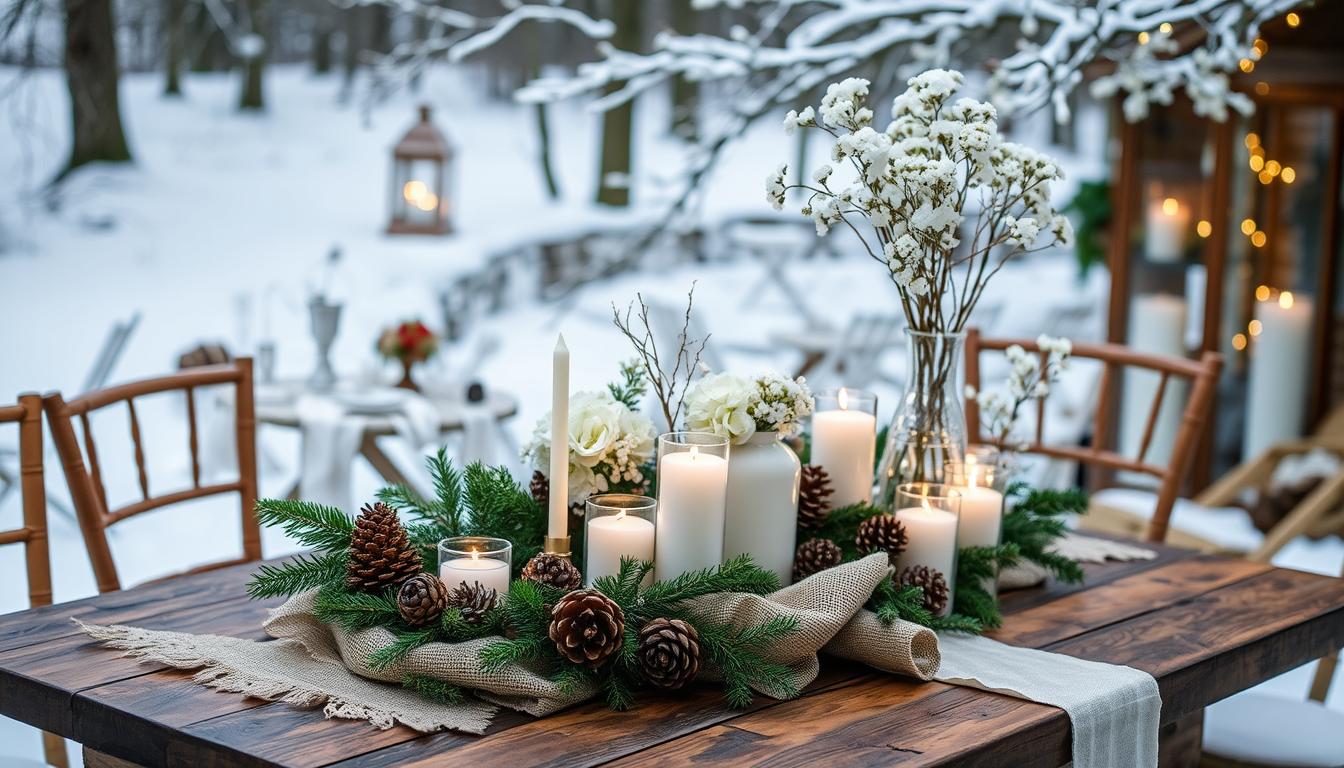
[
  {"x1": 1241, "y1": 219, "x2": 1257, "y2": 235},
  {"x1": 1287, "y1": 12, "x2": 1300, "y2": 27},
  {"x1": 1255, "y1": 81, "x2": 1270, "y2": 96},
  {"x1": 1251, "y1": 231, "x2": 1267, "y2": 247},
  {"x1": 1196, "y1": 220, "x2": 1212, "y2": 238},
  {"x1": 1282, "y1": 167, "x2": 1296, "y2": 184},
  {"x1": 1249, "y1": 155, "x2": 1265, "y2": 172},
  {"x1": 415, "y1": 192, "x2": 439, "y2": 212},
  {"x1": 1249, "y1": 319, "x2": 1263, "y2": 337},
  {"x1": 1137, "y1": 31, "x2": 1150, "y2": 45},
  {"x1": 1279, "y1": 291, "x2": 1294, "y2": 309},
  {"x1": 1232, "y1": 333, "x2": 1248, "y2": 351},
  {"x1": 1253, "y1": 39, "x2": 1268, "y2": 56},
  {"x1": 1255, "y1": 284, "x2": 1271, "y2": 301},
  {"x1": 1258, "y1": 170, "x2": 1273, "y2": 185},
  {"x1": 1162, "y1": 197, "x2": 1180, "y2": 216},
  {"x1": 838, "y1": 388, "x2": 849, "y2": 410},
  {"x1": 1159, "y1": 22, "x2": 1173, "y2": 34},
  {"x1": 1239, "y1": 58, "x2": 1255, "y2": 73},
  {"x1": 1245, "y1": 133, "x2": 1260, "y2": 149},
  {"x1": 403, "y1": 180, "x2": 428, "y2": 203},
  {"x1": 1265, "y1": 160, "x2": 1281, "y2": 176}
]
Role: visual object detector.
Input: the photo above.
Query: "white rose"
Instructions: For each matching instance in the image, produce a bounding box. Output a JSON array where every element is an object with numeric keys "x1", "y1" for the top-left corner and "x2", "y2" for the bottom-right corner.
[
  {"x1": 567, "y1": 391, "x2": 626, "y2": 468},
  {"x1": 685, "y1": 372, "x2": 757, "y2": 445}
]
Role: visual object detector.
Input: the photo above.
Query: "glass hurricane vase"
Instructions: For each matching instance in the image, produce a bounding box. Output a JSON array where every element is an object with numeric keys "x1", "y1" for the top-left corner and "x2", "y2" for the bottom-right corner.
[{"x1": 875, "y1": 330, "x2": 968, "y2": 510}]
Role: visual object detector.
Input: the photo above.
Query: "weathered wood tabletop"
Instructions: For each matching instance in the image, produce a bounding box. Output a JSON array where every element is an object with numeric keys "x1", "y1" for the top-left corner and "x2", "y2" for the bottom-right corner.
[{"x1": 1, "y1": 542, "x2": 1341, "y2": 768}]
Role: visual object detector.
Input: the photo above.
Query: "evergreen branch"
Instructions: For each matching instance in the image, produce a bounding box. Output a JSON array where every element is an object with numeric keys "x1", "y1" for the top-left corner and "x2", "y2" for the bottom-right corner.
[
  {"x1": 869, "y1": 579, "x2": 936, "y2": 627},
  {"x1": 312, "y1": 584, "x2": 401, "y2": 633},
  {"x1": 1002, "y1": 484, "x2": 1088, "y2": 584},
  {"x1": 811, "y1": 503, "x2": 883, "y2": 560},
  {"x1": 607, "y1": 359, "x2": 647, "y2": 411},
  {"x1": 368, "y1": 626, "x2": 440, "y2": 670},
  {"x1": 601, "y1": 669, "x2": 636, "y2": 711},
  {"x1": 402, "y1": 674, "x2": 466, "y2": 705},
  {"x1": 440, "y1": 607, "x2": 504, "y2": 642},
  {"x1": 552, "y1": 665, "x2": 594, "y2": 696},
  {"x1": 930, "y1": 613, "x2": 984, "y2": 633},
  {"x1": 254, "y1": 499, "x2": 353, "y2": 553},
  {"x1": 690, "y1": 615, "x2": 800, "y2": 708},
  {"x1": 637, "y1": 555, "x2": 779, "y2": 618},
  {"x1": 462, "y1": 462, "x2": 547, "y2": 576},
  {"x1": 593, "y1": 557, "x2": 653, "y2": 610},
  {"x1": 247, "y1": 551, "x2": 347, "y2": 599},
  {"x1": 479, "y1": 636, "x2": 547, "y2": 673},
  {"x1": 427, "y1": 448, "x2": 466, "y2": 535}
]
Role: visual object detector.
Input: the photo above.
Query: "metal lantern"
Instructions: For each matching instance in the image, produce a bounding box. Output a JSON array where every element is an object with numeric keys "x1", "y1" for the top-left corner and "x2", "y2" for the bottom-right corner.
[{"x1": 387, "y1": 105, "x2": 454, "y2": 235}]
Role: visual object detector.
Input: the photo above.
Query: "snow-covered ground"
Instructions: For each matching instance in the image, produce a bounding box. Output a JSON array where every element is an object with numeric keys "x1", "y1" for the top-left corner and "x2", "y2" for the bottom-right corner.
[{"x1": 0, "y1": 64, "x2": 1339, "y2": 763}]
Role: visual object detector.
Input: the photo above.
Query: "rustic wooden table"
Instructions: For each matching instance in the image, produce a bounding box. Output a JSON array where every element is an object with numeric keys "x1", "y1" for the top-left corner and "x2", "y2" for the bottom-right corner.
[{"x1": 1, "y1": 542, "x2": 1341, "y2": 768}]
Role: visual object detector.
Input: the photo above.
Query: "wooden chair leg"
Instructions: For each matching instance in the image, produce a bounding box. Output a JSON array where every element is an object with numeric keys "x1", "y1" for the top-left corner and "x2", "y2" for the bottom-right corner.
[
  {"x1": 41, "y1": 731, "x2": 68, "y2": 768},
  {"x1": 1159, "y1": 709, "x2": 1204, "y2": 768},
  {"x1": 1309, "y1": 652, "x2": 1338, "y2": 703}
]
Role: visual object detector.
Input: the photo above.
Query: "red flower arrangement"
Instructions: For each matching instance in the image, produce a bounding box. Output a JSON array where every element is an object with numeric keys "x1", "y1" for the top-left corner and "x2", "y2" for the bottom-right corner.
[{"x1": 377, "y1": 321, "x2": 439, "y2": 391}]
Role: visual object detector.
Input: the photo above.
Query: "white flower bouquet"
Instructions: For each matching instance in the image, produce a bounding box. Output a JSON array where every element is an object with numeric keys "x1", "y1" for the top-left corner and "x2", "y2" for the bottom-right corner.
[
  {"x1": 684, "y1": 372, "x2": 814, "y2": 446},
  {"x1": 523, "y1": 390, "x2": 657, "y2": 505},
  {"x1": 967, "y1": 335, "x2": 1073, "y2": 452}
]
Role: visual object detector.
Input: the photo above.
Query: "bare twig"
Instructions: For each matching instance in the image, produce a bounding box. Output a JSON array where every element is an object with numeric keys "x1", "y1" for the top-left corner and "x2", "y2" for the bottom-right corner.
[{"x1": 611, "y1": 285, "x2": 707, "y2": 430}]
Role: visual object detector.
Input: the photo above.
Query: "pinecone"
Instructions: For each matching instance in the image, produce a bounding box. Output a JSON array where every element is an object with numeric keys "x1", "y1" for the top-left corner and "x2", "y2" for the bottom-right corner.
[
  {"x1": 855, "y1": 514, "x2": 909, "y2": 564},
  {"x1": 899, "y1": 565, "x2": 949, "y2": 615},
  {"x1": 346, "y1": 502, "x2": 422, "y2": 592},
  {"x1": 397, "y1": 573, "x2": 448, "y2": 626},
  {"x1": 797, "y1": 465, "x2": 835, "y2": 530},
  {"x1": 637, "y1": 618, "x2": 701, "y2": 690},
  {"x1": 548, "y1": 589, "x2": 625, "y2": 667},
  {"x1": 521, "y1": 552, "x2": 582, "y2": 591},
  {"x1": 448, "y1": 581, "x2": 499, "y2": 625},
  {"x1": 793, "y1": 538, "x2": 843, "y2": 581},
  {"x1": 530, "y1": 470, "x2": 549, "y2": 509}
]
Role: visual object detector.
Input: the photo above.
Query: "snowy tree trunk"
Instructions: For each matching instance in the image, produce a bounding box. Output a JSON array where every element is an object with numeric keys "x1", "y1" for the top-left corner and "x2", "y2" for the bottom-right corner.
[
  {"x1": 238, "y1": 0, "x2": 267, "y2": 110},
  {"x1": 668, "y1": 0, "x2": 697, "y2": 140},
  {"x1": 312, "y1": 19, "x2": 333, "y2": 75},
  {"x1": 162, "y1": 0, "x2": 184, "y2": 96},
  {"x1": 527, "y1": 22, "x2": 559, "y2": 200},
  {"x1": 594, "y1": 0, "x2": 640, "y2": 207},
  {"x1": 61, "y1": 0, "x2": 132, "y2": 176},
  {"x1": 341, "y1": 5, "x2": 360, "y2": 91}
]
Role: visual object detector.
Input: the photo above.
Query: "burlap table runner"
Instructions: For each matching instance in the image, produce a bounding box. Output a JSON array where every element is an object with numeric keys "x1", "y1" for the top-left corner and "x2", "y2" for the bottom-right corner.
[{"x1": 79, "y1": 553, "x2": 938, "y2": 734}]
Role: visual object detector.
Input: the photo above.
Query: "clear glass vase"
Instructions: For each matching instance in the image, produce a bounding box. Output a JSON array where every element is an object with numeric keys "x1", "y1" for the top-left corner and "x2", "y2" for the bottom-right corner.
[{"x1": 875, "y1": 330, "x2": 968, "y2": 510}]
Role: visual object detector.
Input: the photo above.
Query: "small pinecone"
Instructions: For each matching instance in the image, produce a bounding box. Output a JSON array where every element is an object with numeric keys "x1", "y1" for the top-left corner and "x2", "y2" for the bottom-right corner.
[
  {"x1": 855, "y1": 514, "x2": 909, "y2": 564},
  {"x1": 899, "y1": 565, "x2": 949, "y2": 615},
  {"x1": 397, "y1": 573, "x2": 448, "y2": 626},
  {"x1": 521, "y1": 552, "x2": 582, "y2": 591},
  {"x1": 793, "y1": 538, "x2": 843, "y2": 581},
  {"x1": 530, "y1": 470, "x2": 549, "y2": 509},
  {"x1": 548, "y1": 589, "x2": 625, "y2": 667},
  {"x1": 447, "y1": 581, "x2": 499, "y2": 625},
  {"x1": 346, "y1": 502, "x2": 422, "y2": 592},
  {"x1": 637, "y1": 618, "x2": 701, "y2": 690},
  {"x1": 797, "y1": 465, "x2": 835, "y2": 531}
]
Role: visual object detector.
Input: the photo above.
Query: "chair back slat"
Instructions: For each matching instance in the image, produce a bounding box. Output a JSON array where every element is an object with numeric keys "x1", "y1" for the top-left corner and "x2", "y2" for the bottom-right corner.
[
  {"x1": 43, "y1": 358, "x2": 261, "y2": 592},
  {"x1": 185, "y1": 386, "x2": 202, "y2": 488},
  {"x1": 1136, "y1": 371, "x2": 1171, "y2": 465},
  {"x1": 126, "y1": 397, "x2": 150, "y2": 499},
  {"x1": 964, "y1": 330, "x2": 1222, "y2": 543},
  {"x1": 1034, "y1": 349, "x2": 1048, "y2": 445}
]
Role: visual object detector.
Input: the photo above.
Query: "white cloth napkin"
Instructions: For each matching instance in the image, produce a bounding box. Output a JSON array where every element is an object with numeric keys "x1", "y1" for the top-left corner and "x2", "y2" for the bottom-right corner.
[
  {"x1": 386, "y1": 392, "x2": 441, "y2": 451},
  {"x1": 935, "y1": 633, "x2": 1161, "y2": 768},
  {"x1": 296, "y1": 395, "x2": 365, "y2": 513}
]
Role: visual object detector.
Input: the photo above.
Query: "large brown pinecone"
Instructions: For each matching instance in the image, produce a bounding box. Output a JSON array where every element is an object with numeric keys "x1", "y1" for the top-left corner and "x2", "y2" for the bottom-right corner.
[
  {"x1": 346, "y1": 502, "x2": 422, "y2": 592},
  {"x1": 899, "y1": 565, "x2": 949, "y2": 615},
  {"x1": 448, "y1": 581, "x2": 499, "y2": 625},
  {"x1": 522, "y1": 552, "x2": 582, "y2": 591},
  {"x1": 855, "y1": 514, "x2": 909, "y2": 564},
  {"x1": 797, "y1": 465, "x2": 835, "y2": 531},
  {"x1": 397, "y1": 573, "x2": 448, "y2": 626},
  {"x1": 548, "y1": 589, "x2": 625, "y2": 667},
  {"x1": 530, "y1": 470, "x2": 549, "y2": 509},
  {"x1": 793, "y1": 538, "x2": 843, "y2": 581},
  {"x1": 637, "y1": 618, "x2": 701, "y2": 690}
]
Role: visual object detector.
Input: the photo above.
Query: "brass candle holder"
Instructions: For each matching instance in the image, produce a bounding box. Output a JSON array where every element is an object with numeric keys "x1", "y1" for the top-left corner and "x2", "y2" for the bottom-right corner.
[{"x1": 544, "y1": 535, "x2": 572, "y2": 561}]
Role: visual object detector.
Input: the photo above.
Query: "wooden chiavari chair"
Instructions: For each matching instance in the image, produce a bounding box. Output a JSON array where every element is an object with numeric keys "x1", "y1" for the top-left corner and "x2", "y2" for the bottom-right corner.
[
  {"x1": 42, "y1": 359, "x2": 260, "y2": 593},
  {"x1": 0, "y1": 394, "x2": 67, "y2": 767},
  {"x1": 964, "y1": 328, "x2": 1223, "y2": 543}
]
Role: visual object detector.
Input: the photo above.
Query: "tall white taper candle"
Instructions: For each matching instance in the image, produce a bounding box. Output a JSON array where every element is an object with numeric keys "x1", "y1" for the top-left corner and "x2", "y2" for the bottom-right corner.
[{"x1": 549, "y1": 335, "x2": 570, "y2": 539}]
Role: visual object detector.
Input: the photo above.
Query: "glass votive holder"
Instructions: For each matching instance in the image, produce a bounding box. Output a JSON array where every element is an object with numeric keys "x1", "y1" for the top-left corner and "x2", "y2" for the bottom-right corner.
[
  {"x1": 892, "y1": 483, "x2": 963, "y2": 617},
  {"x1": 946, "y1": 461, "x2": 1007, "y2": 598},
  {"x1": 438, "y1": 536, "x2": 511, "y2": 596},
  {"x1": 584, "y1": 494, "x2": 657, "y2": 587},
  {"x1": 654, "y1": 431, "x2": 730, "y2": 582},
  {"x1": 810, "y1": 388, "x2": 878, "y2": 508}
]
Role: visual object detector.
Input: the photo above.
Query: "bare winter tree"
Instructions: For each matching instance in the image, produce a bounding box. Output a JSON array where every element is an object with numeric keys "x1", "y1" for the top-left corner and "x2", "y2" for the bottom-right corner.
[{"x1": 61, "y1": 0, "x2": 133, "y2": 175}]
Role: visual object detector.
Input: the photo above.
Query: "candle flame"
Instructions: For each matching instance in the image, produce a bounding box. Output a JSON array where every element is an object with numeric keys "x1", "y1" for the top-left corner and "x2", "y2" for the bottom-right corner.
[
  {"x1": 838, "y1": 388, "x2": 849, "y2": 410},
  {"x1": 1161, "y1": 197, "x2": 1179, "y2": 216},
  {"x1": 470, "y1": 550, "x2": 479, "y2": 561},
  {"x1": 921, "y1": 497, "x2": 932, "y2": 512},
  {"x1": 1279, "y1": 291, "x2": 1294, "y2": 309},
  {"x1": 969, "y1": 464, "x2": 981, "y2": 488}
]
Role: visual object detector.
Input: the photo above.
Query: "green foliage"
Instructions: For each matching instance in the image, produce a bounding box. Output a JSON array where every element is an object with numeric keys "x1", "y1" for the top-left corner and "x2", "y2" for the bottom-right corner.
[
  {"x1": 368, "y1": 626, "x2": 440, "y2": 670},
  {"x1": 607, "y1": 359, "x2": 647, "y2": 410},
  {"x1": 1002, "y1": 483, "x2": 1087, "y2": 584},
  {"x1": 254, "y1": 498, "x2": 353, "y2": 552},
  {"x1": 479, "y1": 578, "x2": 561, "y2": 673},
  {"x1": 247, "y1": 551, "x2": 346, "y2": 599},
  {"x1": 635, "y1": 554, "x2": 779, "y2": 619},
  {"x1": 402, "y1": 674, "x2": 466, "y2": 705},
  {"x1": 1063, "y1": 179, "x2": 1112, "y2": 279},
  {"x1": 808, "y1": 502, "x2": 879, "y2": 560},
  {"x1": 312, "y1": 584, "x2": 401, "y2": 633},
  {"x1": 953, "y1": 543, "x2": 1021, "y2": 630},
  {"x1": 691, "y1": 615, "x2": 801, "y2": 708}
]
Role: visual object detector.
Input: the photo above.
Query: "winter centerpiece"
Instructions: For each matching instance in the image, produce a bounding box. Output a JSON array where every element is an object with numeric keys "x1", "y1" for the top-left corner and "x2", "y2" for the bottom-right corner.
[
  {"x1": 684, "y1": 371, "x2": 814, "y2": 584},
  {"x1": 767, "y1": 69, "x2": 1072, "y2": 505},
  {"x1": 377, "y1": 319, "x2": 439, "y2": 391}
]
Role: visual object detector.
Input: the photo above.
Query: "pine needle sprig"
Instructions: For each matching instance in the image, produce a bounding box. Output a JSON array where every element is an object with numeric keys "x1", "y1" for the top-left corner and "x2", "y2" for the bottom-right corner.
[
  {"x1": 952, "y1": 542, "x2": 1021, "y2": 629},
  {"x1": 479, "y1": 578, "x2": 563, "y2": 673},
  {"x1": 254, "y1": 499, "x2": 353, "y2": 553},
  {"x1": 867, "y1": 578, "x2": 983, "y2": 634},
  {"x1": 368, "y1": 626, "x2": 440, "y2": 670},
  {"x1": 462, "y1": 463, "x2": 547, "y2": 574},
  {"x1": 1002, "y1": 483, "x2": 1087, "y2": 583},
  {"x1": 690, "y1": 615, "x2": 800, "y2": 708},
  {"x1": 312, "y1": 584, "x2": 401, "y2": 633},
  {"x1": 636, "y1": 555, "x2": 779, "y2": 619},
  {"x1": 811, "y1": 502, "x2": 883, "y2": 560},
  {"x1": 607, "y1": 359, "x2": 647, "y2": 411},
  {"x1": 247, "y1": 551, "x2": 347, "y2": 599},
  {"x1": 551, "y1": 665, "x2": 595, "y2": 697},
  {"x1": 601, "y1": 670, "x2": 636, "y2": 711},
  {"x1": 402, "y1": 674, "x2": 466, "y2": 705},
  {"x1": 592, "y1": 557, "x2": 653, "y2": 610}
]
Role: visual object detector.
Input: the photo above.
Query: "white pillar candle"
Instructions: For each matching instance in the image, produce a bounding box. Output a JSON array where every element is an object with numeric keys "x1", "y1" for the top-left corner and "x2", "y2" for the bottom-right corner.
[
  {"x1": 811, "y1": 389, "x2": 876, "y2": 507},
  {"x1": 1244, "y1": 291, "x2": 1313, "y2": 457},
  {"x1": 893, "y1": 504, "x2": 959, "y2": 616},
  {"x1": 439, "y1": 555, "x2": 510, "y2": 595},
  {"x1": 586, "y1": 512, "x2": 656, "y2": 586},
  {"x1": 655, "y1": 446, "x2": 729, "y2": 581},
  {"x1": 1145, "y1": 196, "x2": 1188, "y2": 263},
  {"x1": 954, "y1": 485, "x2": 1003, "y2": 548},
  {"x1": 1120, "y1": 294, "x2": 1188, "y2": 477},
  {"x1": 548, "y1": 334, "x2": 569, "y2": 539}
]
